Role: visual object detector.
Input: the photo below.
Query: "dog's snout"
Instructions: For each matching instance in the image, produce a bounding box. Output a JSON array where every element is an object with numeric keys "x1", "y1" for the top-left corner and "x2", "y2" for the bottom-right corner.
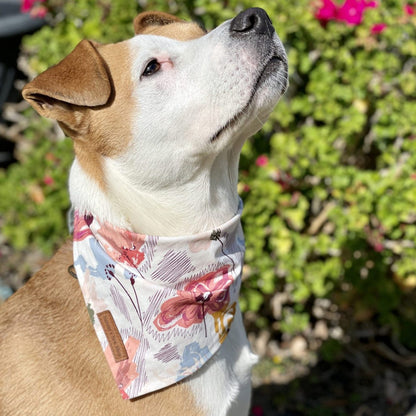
[{"x1": 230, "y1": 8, "x2": 275, "y2": 38}]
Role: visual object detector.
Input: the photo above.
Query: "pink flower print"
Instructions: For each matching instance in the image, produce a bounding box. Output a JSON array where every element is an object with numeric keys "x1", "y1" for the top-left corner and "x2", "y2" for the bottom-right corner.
[
  {"x1": 119, "y1": 244, "x2": 145, "y2": 268},
  {"x1": 154, "y1": 266, "x2": 233, "y2": 332},
  {"x1": 97, "y1": 224, "x2": 145, "y2": 268},
  {"x1": 189, "y1": 239, "x2": 211, "y2": 253},
  {"x1": 73, "y1": 212, "x2": 93, "y2": 241},
  {"x1": 104, "y1": 336, "x2": 140, "y2": 398}
]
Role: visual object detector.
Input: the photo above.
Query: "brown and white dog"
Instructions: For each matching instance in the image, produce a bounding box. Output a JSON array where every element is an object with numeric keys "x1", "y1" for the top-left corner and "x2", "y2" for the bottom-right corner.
[{"x1": 0, "y1": 8, "x2": 287, "y2": 416}]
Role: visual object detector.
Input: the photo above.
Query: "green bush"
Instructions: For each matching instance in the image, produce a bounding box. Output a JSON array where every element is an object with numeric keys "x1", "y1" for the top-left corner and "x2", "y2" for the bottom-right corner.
[
  {"x1": 0, "y1": 112, "x2": 72, "y2": 254},
  {"x1": 1, "y1": 0, "x2": 415, "y2": 346},
  {"x1": 238, "y1": 0, "x2": 416, "y2": 345}
]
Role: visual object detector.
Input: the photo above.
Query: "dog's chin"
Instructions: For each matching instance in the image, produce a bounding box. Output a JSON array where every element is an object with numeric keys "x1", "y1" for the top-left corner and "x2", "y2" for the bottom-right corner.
[{"x1": 210, "y1": 56, "x2": 288, "y2": 143}]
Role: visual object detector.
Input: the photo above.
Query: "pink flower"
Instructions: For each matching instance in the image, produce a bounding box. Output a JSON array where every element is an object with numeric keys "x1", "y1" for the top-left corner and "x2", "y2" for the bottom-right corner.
[
  {"x1": 314, "y1": 0, "x2": 338, "y2": 23},
  {"x1": 371, "y1": 23, "x2": 387, "y2": 33},
  {"x1": 154, "y1": 266, "x2": 233, "y2": 331},
  {"x1": 337, "y1": 0, "x2": 364, "y2": 25},
  {"x1": 31, "y1": 5, "x2": 47, "y2": 18},
  {"x1": 21, "y1": 0, "x2": 45, "y2": 14},
  {"x1": 337, "y1": 0, "x2": 376, "y2": 25},
  {"x1": 43, "y1": 175, "x2": 54, "y2": 186},
  {"x1": 404, "y1": 4, "x2": 415, "y2": 15},
  {"x1": 373, "y1": 241, "x2": 384, "y2": 252},
  {"x1": 315, "y1": 0, "x2": 378, "y2": 26},
  {"x1": 21, "y1": 0, "x2": 33, "y2": 12},
  {"x1": 255, "y1": 155, "x2": 269, "y2": 167}
]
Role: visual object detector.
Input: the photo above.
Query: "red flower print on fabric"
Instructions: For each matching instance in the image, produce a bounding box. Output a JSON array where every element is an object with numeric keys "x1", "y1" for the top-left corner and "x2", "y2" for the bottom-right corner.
[
  {"x1": 104, "y1": 336, "x2": 140, "y2": 398},
  {"x1": 97, "y1": 223, "x2": 145, "y2": 268},
  {"x1": 73, "y1": 213, "x2": 94, "y2": 241},
  {"x1": 154, "y1": 266, "x2": 233, "y2": 333}
]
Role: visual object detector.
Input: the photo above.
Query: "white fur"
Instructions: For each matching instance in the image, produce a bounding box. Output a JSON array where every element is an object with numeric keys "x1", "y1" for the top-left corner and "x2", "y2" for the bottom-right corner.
[
  {"x1": 69, "y1": 14, "x2": 287, "y2": 416},
  {"x1": 186, "y1": 305, "x2": 259, "y2": 416}
]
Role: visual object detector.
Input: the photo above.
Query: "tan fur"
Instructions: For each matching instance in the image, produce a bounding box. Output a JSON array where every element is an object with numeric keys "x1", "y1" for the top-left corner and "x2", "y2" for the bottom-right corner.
[
  {"x1": 134, "y1": 11, "x2": 205, "y2": 40},
  {"x1": 0, "y1": 11, "x2": 210, "y2": 415},
  {"x1": 0, "y1": 242, "x2": 201, "y2": 415},
  {"x1": 22, "y1": 40, "x2": 112, "y2": 109},
  {"x1": 22, "y1": 40, "x2": 134, "y2": 189},
  {"x1": 72, "y1": 41, "x2": 136, "y2": 189}
]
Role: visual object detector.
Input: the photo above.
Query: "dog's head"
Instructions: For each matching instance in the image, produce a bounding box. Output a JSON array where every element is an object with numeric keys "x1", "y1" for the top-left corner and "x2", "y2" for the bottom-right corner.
[{"x1": 23, "y1": 9, "x2": 288, "y2": 233}]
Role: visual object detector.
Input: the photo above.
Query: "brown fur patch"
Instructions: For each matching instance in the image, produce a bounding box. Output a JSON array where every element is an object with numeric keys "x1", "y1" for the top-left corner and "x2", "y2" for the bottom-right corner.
[
  {"x1": 140, "y1": 22, "x2": 206, "y2": 40},
  {"x1": 134, "y1": 11, "x2": 206, "y2": 40},
  {"x1": 22, "y1": 40, "x2": 134, "y2": 190},
  {"x1": 71, "y1": 41, "x2": 135, "y2": 189}
]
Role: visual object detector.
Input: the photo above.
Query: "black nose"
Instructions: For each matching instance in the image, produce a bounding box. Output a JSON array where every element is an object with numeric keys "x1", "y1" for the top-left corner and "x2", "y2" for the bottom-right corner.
[{"x1": 230, "y1": 8, "x2": 275, "y2": 37}]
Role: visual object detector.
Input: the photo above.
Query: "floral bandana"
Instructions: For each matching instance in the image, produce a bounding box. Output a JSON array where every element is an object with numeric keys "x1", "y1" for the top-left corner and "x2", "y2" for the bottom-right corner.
[{"x1": 73, "y1": 201, "x2": 244, "y2": 399}]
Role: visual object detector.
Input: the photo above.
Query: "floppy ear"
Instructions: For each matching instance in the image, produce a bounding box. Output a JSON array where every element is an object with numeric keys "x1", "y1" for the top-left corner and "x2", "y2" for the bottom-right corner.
[
  {"x1": 22, "y1": 40, "x2": 112, "y2": 131},
  {"x1": 133, "y1": 11, "x2": 184, "y2": 35}
]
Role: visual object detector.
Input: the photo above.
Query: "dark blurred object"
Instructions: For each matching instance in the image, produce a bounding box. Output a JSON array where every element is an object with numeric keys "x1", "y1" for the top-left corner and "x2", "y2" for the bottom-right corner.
[{"x1": 0, "y1": 0, "x2": 45, "y2": 168}]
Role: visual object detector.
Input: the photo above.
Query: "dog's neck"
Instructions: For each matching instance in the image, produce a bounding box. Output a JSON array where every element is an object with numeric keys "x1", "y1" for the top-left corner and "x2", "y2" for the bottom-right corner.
[{"x1": 69, "y1": 145, "x2": 242, "y2": 237}]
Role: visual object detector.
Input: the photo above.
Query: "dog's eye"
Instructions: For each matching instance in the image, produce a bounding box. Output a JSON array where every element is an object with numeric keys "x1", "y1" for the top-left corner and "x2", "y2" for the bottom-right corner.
[{"x1": 142, "y1": 59, "x2": 161, "y2": 77}]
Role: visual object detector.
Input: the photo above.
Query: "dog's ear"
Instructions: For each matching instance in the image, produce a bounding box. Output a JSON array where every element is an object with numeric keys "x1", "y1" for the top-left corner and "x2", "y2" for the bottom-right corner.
[
  {"x1": 22, "y1": 40, "x2": 112, "y2": 129},
  {"x1": 133, "y1": 11, "x2": 184, "y2": 34},
  {"x1": 133, "y1": 11, "x2": 205, "y2": 40}
]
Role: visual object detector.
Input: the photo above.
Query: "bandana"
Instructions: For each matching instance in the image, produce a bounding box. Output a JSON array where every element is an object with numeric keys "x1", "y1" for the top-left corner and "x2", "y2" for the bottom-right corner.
[{"x1": 72, "y1": 201, "x2": 244, "y2": 400}]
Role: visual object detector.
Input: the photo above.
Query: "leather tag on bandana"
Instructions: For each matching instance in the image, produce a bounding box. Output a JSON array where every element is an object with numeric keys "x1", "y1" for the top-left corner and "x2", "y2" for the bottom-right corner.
[{"x1": 97, "y1": 310, "x2": 128, "y2": 362}]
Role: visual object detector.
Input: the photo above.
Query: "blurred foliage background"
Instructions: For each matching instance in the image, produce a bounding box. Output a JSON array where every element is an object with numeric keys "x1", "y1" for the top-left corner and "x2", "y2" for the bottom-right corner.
[{"x1": 1, "y1": 0, "x2": 416, "y2": 414}]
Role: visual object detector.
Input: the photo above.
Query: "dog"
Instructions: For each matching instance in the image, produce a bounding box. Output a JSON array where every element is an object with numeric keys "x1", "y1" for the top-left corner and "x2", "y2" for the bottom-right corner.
[{"x1": 0, "y1": 8, "x2": 288, "y2": 416}]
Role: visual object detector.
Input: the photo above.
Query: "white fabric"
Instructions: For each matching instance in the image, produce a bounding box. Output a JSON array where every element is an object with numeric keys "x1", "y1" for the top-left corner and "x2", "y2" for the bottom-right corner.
[{"x1": 73, "y1": 201, "x2": 244, "y2": 399}]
